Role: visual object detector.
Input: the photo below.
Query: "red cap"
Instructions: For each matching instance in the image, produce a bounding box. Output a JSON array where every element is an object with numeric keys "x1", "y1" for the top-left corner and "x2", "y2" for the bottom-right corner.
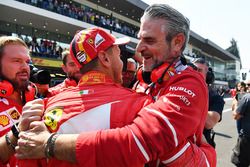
[{"x1": 70, "y1": 27, "x2": 130, "y2": 68}]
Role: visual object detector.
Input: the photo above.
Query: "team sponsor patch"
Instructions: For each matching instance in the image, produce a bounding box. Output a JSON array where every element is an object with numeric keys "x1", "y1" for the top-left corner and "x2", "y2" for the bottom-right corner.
[
  {"x1": 168, "y1": 71, "x2": 175, "y2": 76},
  {"x1": 8, "y1": 108, "x2": 21, "y2": 120},
  {"x1": 87, "y1": 38, "x2": 96, "y2": 50},
  {"x1": 0, "y1": 107, "x2": 20, "y2": 132},
  {"x1": 44, "y1": 108, "x2": 63, "y2": 131},
  {"x1": 166, "y1": 93, "x2": 191, "y2": 106},
  {"x1": 1, "y1": 89, "x2": 7, "y2": 95},
  {"x1": 169, "y1": 86, "x2": 196, "y2": 97},
  {"x1": 76, "y1": 51, "x2": 87, "y2": 63},
  {"x1": 179, "y1": 95, "x2": 191, "y2": 106},
  {"x1": 0, "y1": 115, "x2": 10, "y2": 128},
  {"x1": 163, "y1": 96, "x2": 181, "y2": 111},
  {"x1": 95, "y1": 33, "x2": 105, "y2": 48},
  {"x1": 88, "y1": 38, "x2": 94, "y2": 45}
]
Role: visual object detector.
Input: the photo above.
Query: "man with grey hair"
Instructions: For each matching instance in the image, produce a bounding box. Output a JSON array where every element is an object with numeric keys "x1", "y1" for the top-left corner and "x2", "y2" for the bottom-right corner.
[{"x1": 16, "y1": 4, "x2": 215, "y2": 167}]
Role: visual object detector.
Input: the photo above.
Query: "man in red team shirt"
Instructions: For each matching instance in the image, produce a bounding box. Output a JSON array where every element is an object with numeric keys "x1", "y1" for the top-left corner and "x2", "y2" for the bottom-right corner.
[
  {"x1": 47, "y1": 50, "x2": 82, "y2": 97},
  {"x1": 0, "y1": 36, "x2": 39, "y2": 167},
  {"x1": 16, "y1": 27, "x2": 153, "y2": 167},
  {"x1": 16, "y1": 4, "x2": 216, "y2": 167}
]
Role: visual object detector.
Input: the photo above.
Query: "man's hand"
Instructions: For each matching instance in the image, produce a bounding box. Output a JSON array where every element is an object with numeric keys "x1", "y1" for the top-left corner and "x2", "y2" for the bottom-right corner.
[
  {"x1": 232, "y1": 110, "x2": 242, "y2": 120},
  {"x1": 15, "y1": 121, "x2": 51, "y2": 159},
  {"x1": 18, "y1": 99, "x2": 44, "y2": 131}
]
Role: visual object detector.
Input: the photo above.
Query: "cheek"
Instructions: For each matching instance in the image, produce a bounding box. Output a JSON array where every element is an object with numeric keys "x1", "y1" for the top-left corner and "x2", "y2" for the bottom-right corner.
[
  {"x1": 68, "y1": 67, "x2": 77, "y2": 73},
  {"x1": 2, "y1": 64, "x2": 15, "y2": 79},
  {"x1": 116, "y1": 58, "x2": 123, "y2": 71}
]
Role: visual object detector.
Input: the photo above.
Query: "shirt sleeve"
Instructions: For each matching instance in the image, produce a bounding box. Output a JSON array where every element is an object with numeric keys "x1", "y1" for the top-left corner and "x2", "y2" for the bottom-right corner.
[
  {"x1": 236, "y1": 94, "x2": 250, "y2": 115},
  {"x1": 208, "y1": 89, "x2": 225, "y2": 121}
]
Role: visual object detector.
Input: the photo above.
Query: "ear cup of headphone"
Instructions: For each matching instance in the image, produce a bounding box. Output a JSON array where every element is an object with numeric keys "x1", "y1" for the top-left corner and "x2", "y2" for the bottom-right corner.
[
  {"x1": 0, "y1": 80, "x2": 14, "y2": 97},
  {"x1": 206, "y1": 67, "x2": 215, "y2": 85},
  {"x1": 151, "y1": 63, "x2": 176, "y2": 84},
  {"x1": 25, "y1": 82, "x2": 37, "y2": 102},
  {"x1": 136, "y1": 66, "x2": 152, "y2": 84}
]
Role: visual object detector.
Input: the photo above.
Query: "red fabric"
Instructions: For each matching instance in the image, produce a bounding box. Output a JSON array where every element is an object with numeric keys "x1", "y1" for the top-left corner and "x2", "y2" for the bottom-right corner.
[
  {"x1": 0, "y1": 98, "x2": 44, "y2": 167},
  {"x1": 0, "y1": 98, "x2": 22, "y2": 166},
  {"x1": 22, "y1": 71, "x2": 152, "y2": 167},
  {"x1": 75, "y1": 64, "x2": 216, "y2": 167},
  {"x1": 47, "y1": 78, "x2": 77, "y2": 97},
  {"x1": 230, "y1": 89, "x2": 237, "y2": 97}
]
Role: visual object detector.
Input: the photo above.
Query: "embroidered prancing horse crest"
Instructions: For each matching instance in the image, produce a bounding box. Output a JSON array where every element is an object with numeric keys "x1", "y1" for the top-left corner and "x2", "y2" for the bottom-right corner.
[{"x1": 44, "y1": 108, "x2": 63, "y2": 131}]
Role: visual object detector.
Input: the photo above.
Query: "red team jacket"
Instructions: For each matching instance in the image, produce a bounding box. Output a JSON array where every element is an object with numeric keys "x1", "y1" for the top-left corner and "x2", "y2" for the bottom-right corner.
[
  {"x1": 47, "y1": 78, "x2": 77, "y2": 97},
  {"x1": 74, "y1": 63, "x2": 216, "y2": 167},
  {"x1": 0, "y1": 98, "x2": 22, "y2": 167},
  {"x1": 19, "y1": 63, "x2": 216, "y2": 167},
  {"x1": 41, "y1": 71, "x2": 153, "y2": 167}
]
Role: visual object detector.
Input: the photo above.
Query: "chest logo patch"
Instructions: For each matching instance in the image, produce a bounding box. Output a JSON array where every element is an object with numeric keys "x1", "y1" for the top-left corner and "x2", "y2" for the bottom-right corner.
[
  {"x1": 8, "y1": 109, "x2": 20, "y2": 120},
  {"x1": 0, "y1": 107, "x2": 20, "y2": 131},
  {"x1": 0, "y1": 115, "x2": 10, "y2": 127},
  {"x1": 44, "y1": 108, "x2": 63, "y2": 131}
]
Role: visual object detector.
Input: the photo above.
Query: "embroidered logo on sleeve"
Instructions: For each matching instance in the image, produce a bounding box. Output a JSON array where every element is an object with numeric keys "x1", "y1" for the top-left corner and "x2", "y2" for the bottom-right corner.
[
  {"x1": 44, "y1": 108, "x2": 63, "y2": 132},
  {"x1": 169, "y1": 86, "x2": 196, "y2": 97}
]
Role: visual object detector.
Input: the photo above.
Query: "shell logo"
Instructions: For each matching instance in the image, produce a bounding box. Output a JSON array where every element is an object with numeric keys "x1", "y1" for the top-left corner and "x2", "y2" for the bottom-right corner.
[{"x1": 0, "y1": 115, "x2": 10, "y2": 127}]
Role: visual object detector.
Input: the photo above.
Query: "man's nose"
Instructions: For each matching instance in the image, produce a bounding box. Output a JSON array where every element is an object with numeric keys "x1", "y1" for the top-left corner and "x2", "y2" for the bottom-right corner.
[
  {"x1": 136, "y1": 40, "x2": 145, "y2": 53},
  {"x1": 21, "y1": 62, "x2": 30, "y2": 71}
]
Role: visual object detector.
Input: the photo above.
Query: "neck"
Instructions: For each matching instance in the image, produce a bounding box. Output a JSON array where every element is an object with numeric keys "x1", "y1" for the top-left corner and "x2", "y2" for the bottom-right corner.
[
  {"x1": 8, "y1": 91, "x2": 22, "y2": 105},
  {"x1": 79, "y1": 70, "x2": 113, "y2": 86}
]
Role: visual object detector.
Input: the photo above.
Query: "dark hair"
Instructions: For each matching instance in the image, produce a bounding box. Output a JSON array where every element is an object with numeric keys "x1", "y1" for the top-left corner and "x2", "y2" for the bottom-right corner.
[
  {"x1": 192, "y1": 58, "x2": 215, "y2": 84},
  {"x1": 192, "y1": 58, "x2": 209, "y2": 67},
  {"x1": 79, "y1": 57, "x2": 99, "y2": 74},
  {"x1": 236, "y1": 82, "x2": 247, "y2": 91},
  {"x1": 142, "y1": 4, "x2": 190, "y2": 51}
]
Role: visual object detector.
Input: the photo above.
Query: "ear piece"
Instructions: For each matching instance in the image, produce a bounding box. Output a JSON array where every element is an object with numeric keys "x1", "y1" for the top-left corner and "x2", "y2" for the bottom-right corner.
[
  {"x1": 151, "y1": 63, "x2": 176, "y2": 84},
  {"x1": 0, "y1": 78, "x2": 36, "y2": 102},
  {"x1": 136, "y1": 63, "x2": 177, "y2": 85},
  {"x1": 136, "y1": 66, "x2": 151, "y2": 84}
]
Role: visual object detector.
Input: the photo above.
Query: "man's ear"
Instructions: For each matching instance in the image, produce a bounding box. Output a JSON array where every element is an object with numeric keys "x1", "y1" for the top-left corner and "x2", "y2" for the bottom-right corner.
[
  {"x1": 97, "y1": 51, "x2": 111, "y2": 68},
  {"x1": 61, "y1": 64, "x2": 67, "y2": 73},
  {"x1": 171, "y1": 33, "x2": 185, "y2": 54}
]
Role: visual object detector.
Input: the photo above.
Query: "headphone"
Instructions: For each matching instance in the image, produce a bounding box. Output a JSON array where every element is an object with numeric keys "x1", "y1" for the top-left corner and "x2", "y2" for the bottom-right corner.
[
  {"x1": 0, "y1": 78, "x2": 37, "y2": 104},
  {"x1": 134, "y1": 58, "x2": 178, "y2": 95},
  {"x1": 189, "y1": 58, "x2": 215, "y2": 85},
  {"x1": 0, "y1": 78, "x2": 13, "y2": 97}
]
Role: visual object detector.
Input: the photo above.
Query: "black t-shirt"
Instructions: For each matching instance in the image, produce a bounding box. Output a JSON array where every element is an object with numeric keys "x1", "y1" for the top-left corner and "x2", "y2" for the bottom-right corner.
[
  {"x1": 237, "y1": 93, "x2": 250, "y2": 137},
  {"x1": 203, "y1": 87, "x2": 225, "y2": 147},
  {"x1": 208, "y1": 87, "x2": 225, "y2": 122}
]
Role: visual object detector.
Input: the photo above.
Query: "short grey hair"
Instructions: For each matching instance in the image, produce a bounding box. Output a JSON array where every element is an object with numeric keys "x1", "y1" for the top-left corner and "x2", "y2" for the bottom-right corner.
[{"x1": 141, "y1": 4, "x2": 190, "y2": 51}]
